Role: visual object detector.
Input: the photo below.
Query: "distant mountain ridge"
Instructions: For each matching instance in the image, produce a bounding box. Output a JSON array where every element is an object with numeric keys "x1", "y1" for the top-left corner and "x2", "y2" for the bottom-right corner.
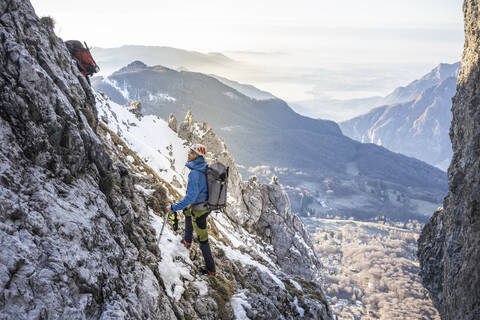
[
  {"x1": 210, "y1": 74, "x2": 277, "y2": 100},
  {"x1": 93, "y1": 61, "x2": 447, "y2": 222},
  {"x1": 292, "y1": 62, "x2": 460, "y2": 122},
  {"x1": 91, "y1": 45, "x2": 236, "y2": 76},
  {"x1": 383, "y1": 62, "x2": 460, "y2": 104},
  {"x1": 340, "y1": 62, "x2": 460, "y2": 171}
]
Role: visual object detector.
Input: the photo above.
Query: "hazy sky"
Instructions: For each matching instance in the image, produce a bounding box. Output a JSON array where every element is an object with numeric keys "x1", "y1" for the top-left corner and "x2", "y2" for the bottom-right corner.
[
  {"x1": 31, "y1": 0, "x2": 464, "y2": 107},
  {"x1": 31, "y1": 0, "x2": 462, "y2": 50}
]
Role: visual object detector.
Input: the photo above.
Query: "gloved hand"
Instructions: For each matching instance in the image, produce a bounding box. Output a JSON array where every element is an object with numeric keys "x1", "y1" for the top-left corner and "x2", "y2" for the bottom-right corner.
[{"x1": 168, "y1": 210, "x2": 178, "y2": 231}]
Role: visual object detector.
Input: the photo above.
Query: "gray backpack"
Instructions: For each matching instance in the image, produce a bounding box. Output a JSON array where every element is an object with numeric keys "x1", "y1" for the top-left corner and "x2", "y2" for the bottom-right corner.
[{"x1": 205, "y1": 162, "x2": 229, "y2": 211}]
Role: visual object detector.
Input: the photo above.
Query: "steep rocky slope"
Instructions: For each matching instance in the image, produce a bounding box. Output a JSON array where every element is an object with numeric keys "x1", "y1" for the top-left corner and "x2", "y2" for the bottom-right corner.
[
  {"x1": 0, "y1": 1, "x2": 167, "y2": 318},
  {"x1": 95, "y1": 94, "x2": 333, "y2": 319},
  {"x1": 0, "y1": 1, "x2": 332, "y2": 318},
  {"x1": 417, "y1": 1, "x2": 480, "y2": 319}
]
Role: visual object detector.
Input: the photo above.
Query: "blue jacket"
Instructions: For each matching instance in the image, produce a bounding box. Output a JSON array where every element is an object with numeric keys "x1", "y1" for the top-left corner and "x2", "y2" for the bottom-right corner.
[{"x1": 171, "y1": 157, "x2": 208, "y2": 211}]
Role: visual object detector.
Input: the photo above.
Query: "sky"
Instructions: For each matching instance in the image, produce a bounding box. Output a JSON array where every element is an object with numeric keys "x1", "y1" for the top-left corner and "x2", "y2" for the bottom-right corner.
[{"x1": 31, "y1": 0, "x2": 464, "y2": 115}]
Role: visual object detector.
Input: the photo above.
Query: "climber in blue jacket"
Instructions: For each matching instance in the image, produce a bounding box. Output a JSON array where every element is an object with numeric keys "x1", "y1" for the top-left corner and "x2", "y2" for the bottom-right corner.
[{"x1": 166, "y1": 144, "x2": 216, "y2": 275}]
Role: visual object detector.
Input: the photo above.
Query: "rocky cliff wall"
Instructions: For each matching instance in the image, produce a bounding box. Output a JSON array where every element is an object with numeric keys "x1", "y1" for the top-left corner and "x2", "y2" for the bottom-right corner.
[
  {"x1": 0, "y1": 0, "x2": 173, "y2": 318},
  {"x1": 418, "y1": 1, "x2": 480, "y2": 319}
]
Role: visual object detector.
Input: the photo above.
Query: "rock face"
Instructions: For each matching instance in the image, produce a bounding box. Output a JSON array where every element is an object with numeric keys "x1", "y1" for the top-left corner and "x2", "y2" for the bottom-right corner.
[
  {"x1": 0, "y1": 1, "x2": 173, "y2": 318},
  {"x1": 417, "y1": 1, "x2": 480, "y2": 319},
  {"x1": 168, "y1": 113, "x2": 178, "y2": 132},
  {"x1": 241, "y1": 177, "x2": 320, "y2": 281}
]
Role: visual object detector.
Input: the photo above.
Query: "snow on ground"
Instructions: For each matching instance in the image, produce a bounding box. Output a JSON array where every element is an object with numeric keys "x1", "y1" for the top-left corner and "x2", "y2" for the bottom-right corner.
[
  {"x1": 193, "y1": 279, "x2": 209, "y2": 296},
  {"x1": 213, "y1": 214, "x2": 276, "y2": 268},
  {"x1": 95, "y1": 92, "x2": 188, "y2": 190},
  {"x1": 150, "y1": 210, "x2": 193, "y2": 301},
  {"x1": 224, "y1": 91, "x2": 241, "y2": 101},
  {"x1": 95, "y1": 91, "x2": 291, "y2": 310},
  {"x1": 192, "y1": 122, "x2": 208, "y2": 139},
  {"x1": 215, "y1": 241, "x2": 285, "y2": 290},
  {"x1": 290, "y1": 279, "x2": 303, "y2": 291},
  {"x1": 103, "y1": 78, "x2": 131, "y2": 101},
  {"x1": 294, "y1": 233, "x2": 316, "y2": 259},
  {"x1": 231, "y1": 291, "x2": 252, "y2": 320},
  {"x1": 134, "y1": 184, "x2": 155, "y2": 195},
  {"x1": 293, "y1": 296, "x2": 305, "y2": 317},
  {"x1": 148, "y1": 92, "x2": 176, "y2": 103}
]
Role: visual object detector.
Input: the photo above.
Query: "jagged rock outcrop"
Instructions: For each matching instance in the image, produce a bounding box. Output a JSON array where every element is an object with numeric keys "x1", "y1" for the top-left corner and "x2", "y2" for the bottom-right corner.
[
  {"x1": 0, "y1": 1, "x2": 174, "y2": 318},
  {"x1": 177, "y1": 111, "x2": 325, "y2": 284},
  {"x1": 242, "y1": 177, "x2": 320, "y2": 281},
  {"x1": 418, "y1": 1, "x2": 480, "y2": 319},
  {"x1": 127, "y1": 101, "x2": 143, "y2": 119},
  {"x1": 178, "y1": 111, "x2": 247, "y2": 220},
  {"x1": 168, "y1": 113, "x2": 178, "y2": 133}
]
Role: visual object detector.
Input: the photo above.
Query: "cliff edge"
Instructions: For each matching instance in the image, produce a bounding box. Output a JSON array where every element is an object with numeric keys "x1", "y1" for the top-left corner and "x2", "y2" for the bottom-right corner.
[{"x1": 418, "y1": 1, "x2": 480, "y2": 319}]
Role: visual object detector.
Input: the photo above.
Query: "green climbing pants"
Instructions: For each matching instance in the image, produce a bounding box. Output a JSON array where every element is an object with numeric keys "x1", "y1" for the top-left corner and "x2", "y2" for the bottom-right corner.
[{"x1": 183, "y1": 205, "x2": 211, "y2": 242}]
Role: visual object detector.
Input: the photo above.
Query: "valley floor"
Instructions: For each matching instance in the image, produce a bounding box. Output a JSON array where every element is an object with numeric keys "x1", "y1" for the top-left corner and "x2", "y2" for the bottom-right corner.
[{"x1": 305, "y1": 218, "x2": 439, "y2": 320}]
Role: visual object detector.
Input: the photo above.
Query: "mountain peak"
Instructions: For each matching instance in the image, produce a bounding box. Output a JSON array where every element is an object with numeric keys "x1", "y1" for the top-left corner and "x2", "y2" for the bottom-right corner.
[
  {"x1": 422, "y1": 61, "x2": 461, "y2": 82},
  {"x1": 114, "y1": 60, "x2": 148, "y2": 74}
]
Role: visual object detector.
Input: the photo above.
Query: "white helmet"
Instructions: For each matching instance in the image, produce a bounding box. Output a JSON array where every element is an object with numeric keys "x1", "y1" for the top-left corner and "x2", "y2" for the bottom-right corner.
[{"x1": 190, "y1": 144, "x2": 207, "y2": 157}]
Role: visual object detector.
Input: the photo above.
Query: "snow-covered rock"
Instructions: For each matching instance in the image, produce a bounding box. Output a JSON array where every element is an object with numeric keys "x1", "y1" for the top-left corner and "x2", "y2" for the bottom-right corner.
[{"x1": 0, "y1": 1, "x2": 173, "y2": 318}]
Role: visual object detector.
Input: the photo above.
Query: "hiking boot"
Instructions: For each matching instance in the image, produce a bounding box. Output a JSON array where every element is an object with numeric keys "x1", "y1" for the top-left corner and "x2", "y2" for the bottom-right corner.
[
  {"x1": 180, "y1": 238, "x2": 191, "y2": 249},
  {"x1": 199, "y1": 266, "x2": 216, "y2": 276}
]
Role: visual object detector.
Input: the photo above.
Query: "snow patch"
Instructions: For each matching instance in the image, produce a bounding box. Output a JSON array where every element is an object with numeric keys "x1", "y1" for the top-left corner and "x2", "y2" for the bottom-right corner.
[
  {"x1": 220, "y1": 125, "x2": 241, "y2": 132},
  {"x1": 224, "y1": 91, "x2": 241, "y2": 101},
  {"x1": 148, "y1": 92, "x2": 176, "y2": 103},
  {"x1": 95, "y1": 92, "x2": 188, "y2": 186},
  {"x1": 216, "y1": 242, "x2": 285, "y2": 290},
  {"x1": 214, "y1": 214, "x2": 277, "y2": 268},
  {"x1": 103, "y1": 78, "x2": 131, "y2": 101},
  {"x1": 290, "y1": 279, "x2": 302, "y2": 291},
  {"x1": 134, "y1": 184, "x2": 155, "y2": 195},
  {"x1": 293, "y1": 296, "x2": 305, "y2": 317},
  {"x1": 151, "y1": 211, "x2": 193, "y2": 301},
  {"x1": 231, "y1": 291, "x2": 252, "y2": 320},
  {"x1": 194, "y1": 280, "x2": 209, "y2": 296}
]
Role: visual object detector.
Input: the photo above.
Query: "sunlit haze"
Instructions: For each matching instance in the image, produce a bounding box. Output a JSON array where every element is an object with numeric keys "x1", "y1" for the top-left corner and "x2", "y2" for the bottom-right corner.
[{"x1": 31, "y1": 0, "x2": 464, "y2": 115}]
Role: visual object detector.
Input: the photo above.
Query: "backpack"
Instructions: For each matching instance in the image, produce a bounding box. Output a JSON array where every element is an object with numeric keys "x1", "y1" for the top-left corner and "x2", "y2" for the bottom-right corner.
[
  {"x1": 205, "y1": 162, "x2": 229, "y2": 211},
  {"x1": 65, "y1": 40, "x2": 99, "y2": 77}
]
